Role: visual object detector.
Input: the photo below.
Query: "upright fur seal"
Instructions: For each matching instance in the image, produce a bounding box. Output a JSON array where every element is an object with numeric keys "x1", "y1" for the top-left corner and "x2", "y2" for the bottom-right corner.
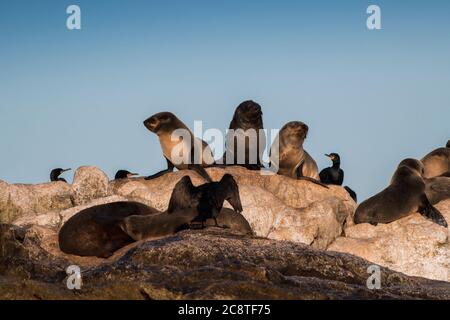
[
  {"x1": 269, "y1": 121, "x2": 326, "y2": 187},
  {"x1": 50, "y1": 168, "x2": 71, "y2": 183},
  {"x1": 354, "y1": 158, "x2": 447, "y2": 227},
  {"x1": 58, "y1": 201, "x2": 160, "y2": 258},
  {"x1": 221, "y1": 100, "x2": 266, "y2": 170},
  {"x1": 144, "y1": 112, "x2": 214, "y2": 182},
  {"x1": 421, "y1": 141, "x2": 450, "y2": 178}
]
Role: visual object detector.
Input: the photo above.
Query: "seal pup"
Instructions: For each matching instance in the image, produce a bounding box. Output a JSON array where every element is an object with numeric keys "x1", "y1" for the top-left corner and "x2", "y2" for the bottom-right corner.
[
  {"x1": 319, "y1": 153, "x2": 357, "y2": 201},
  {"x1": 143, "y1": 112, "x2": 214, "y2": 182},
  {"x1": 58, "y1": 201, "x2": 160, "y2": 258},
  {"x1": 167, "y1": 174, "x2": 243, "y2": 228},
  {"x1": 115, "y1": 170, "x2": 139, "y2": 180},
  {"x1": 50, "y1": 168, "x2": 71, "y2": 183},
  {"x1": 221, "y1": 100, "x2": 266, "y2": 170},
  {"x1": 269, "y1": 121, "x2": 327, "y2": 187},
  {"x1": 354, "y1": 158, "x2": 447, "y2": 227},
  {"x1": 121, "y1": 208, "x2": 253, "y2": 241},
  {"x1": 421, "y1": 141, "x2": 450, "y2": 178}
]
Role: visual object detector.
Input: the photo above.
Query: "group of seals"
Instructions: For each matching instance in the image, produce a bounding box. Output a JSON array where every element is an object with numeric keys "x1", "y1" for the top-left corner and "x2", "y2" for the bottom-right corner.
[
  {"x1": 354, "y1": 142, "x2": 450, "y2": 227},
  {"x1": 59, "y1": 174, "x2": 252, "y2": 258},
  {"x1": 144, "y1": 102, "x2": 331, "y2": 189}
]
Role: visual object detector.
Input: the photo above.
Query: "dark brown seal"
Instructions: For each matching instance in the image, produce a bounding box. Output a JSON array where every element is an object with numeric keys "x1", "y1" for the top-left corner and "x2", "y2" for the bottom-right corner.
[
  {"x1": 58, "y1": 201, "x2": 160, "y2": 258},
  {"x1": 354, "y1": 158, "x2": 447, "y2": 227}
]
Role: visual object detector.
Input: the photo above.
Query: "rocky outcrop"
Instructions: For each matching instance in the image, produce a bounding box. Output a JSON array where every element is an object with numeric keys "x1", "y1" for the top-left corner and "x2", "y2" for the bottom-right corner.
[
  {"x1": 0, "y1": 180, "x2": 73, "y2": 223},
  {"x1": 329, "y1": 199, "x2": 450, "y2": 282},
  {"x1": 0, "y1": 226, "x2": 449, "y2": 300},
  {"x1": 72, "y1": 166, "x2": 110, "y2": 206},
  {"x1": 110, "y1": 167, "x2": 356, "y2": 250}
]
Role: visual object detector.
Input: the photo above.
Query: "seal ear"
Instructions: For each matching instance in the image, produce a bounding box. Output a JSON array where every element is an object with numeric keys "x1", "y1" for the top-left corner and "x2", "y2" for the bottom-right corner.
[{"x1": 167, "y1": 176, "x2": 198, "y2": 213}]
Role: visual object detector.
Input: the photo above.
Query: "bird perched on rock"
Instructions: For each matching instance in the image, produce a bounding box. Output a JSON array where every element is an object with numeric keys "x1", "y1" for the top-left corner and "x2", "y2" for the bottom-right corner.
[
  {"x1": 319, "y1": 153, "x2": 344, "y2": 185},
  {"x1": 320, "y1": 153, "x2": 357, "y2": 202},
  {"x1": 168, "y1": 174, "x2": 243, "y2": 228},
  {"x1": 50, "y1": 168, "x2": 71, "y2": 183},
  {"x1": 115, "y1": 170, "x2": 139, "y2": 180}
]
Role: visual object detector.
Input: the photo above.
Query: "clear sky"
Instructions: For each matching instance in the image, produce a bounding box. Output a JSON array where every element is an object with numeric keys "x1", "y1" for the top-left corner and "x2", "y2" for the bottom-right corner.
[{"x1": 0, "y1": 0, "x2": 449, "y2": 201}]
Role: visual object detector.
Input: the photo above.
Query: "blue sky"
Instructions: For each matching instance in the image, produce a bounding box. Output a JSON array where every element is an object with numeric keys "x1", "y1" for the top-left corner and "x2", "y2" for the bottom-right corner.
[{"x1": 0, "y1": 0, "x2": 449, "y2": 201}]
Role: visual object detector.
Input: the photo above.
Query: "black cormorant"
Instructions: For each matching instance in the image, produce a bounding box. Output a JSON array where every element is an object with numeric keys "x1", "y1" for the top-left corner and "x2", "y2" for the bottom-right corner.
[
  {"x1": 115, "y1": 170, "x2": 139, "y2": 180},
  {"x1": 50, "y1": 168, "x2": 71, "y2": 183}
]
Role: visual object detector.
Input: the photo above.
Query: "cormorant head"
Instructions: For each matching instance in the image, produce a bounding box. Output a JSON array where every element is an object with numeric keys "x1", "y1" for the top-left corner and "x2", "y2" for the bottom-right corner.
[
  {"x1": 50, "y1": 168, "x2": 71, "y2": 182},
  {"x1": 220, "y1": 174, "x2": 243, "y2": 213},
  {"x1": 144, "y1": 112, "x2": 178, "y2": 134},
  {"x1": 446, "y1": 140, "x2": 450, "y2": 148},
  {"x1": 325, "y1": 153, "x2": 341, "y2": 165},
  {"x1": 233, "y1": 100, "x2": 263, "y2": 129},
  {"x1": 115, "y1": 170, "x2": 139, "y2": 180}
]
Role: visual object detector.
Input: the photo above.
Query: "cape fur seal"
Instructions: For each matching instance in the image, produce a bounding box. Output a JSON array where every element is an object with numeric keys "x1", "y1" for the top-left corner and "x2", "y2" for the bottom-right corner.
[
  {"x1": 120, "y1": 208, "x2": 253, "y2": 241},
  {"x1": 221, "y1": 100, "x2": 266, "y2": 170},
  {"x1": 354, "y1": 158, "x2": 447, "y2": 227},
  {"x1": 269, "y1": 121, "x2": 327, "y2": 187},
  {"x1": 144, "y1": 112, "x2": 214, "y2": 182},
  {"x1": 421, "y1": 141, "x2": 450, "y2": 178},
  {"x1": 50, "y1": 168, "x2": 71, "y2": 183},
  {"x1": 319, "y1": 153, "x2": 357, "y2": 202},
  {"x1": 58, "y1": 201, "x2": 160, "y2": 258}
]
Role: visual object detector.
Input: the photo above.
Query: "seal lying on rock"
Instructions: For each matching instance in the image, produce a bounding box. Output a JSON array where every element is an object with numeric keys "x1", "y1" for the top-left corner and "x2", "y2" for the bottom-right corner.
[
  {"x1": 58, "y1": 201, "x2": 160, "y2": 258},
  {"x1": 120, "y1": 208, "x2": 253, "y2": 241},
  {"x1": 354, "y1": 158, "x2": 448, "y2": 227}
]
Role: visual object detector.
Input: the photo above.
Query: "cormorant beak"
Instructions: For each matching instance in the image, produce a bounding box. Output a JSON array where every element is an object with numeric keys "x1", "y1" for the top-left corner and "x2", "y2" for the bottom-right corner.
[
  {"x1": 127, "y1": 173, "x2": 139, "y2": 178},
  {"x1": 62, "y1": 168, "x2": 72, "y2": 172},
  {"x1": 325, "y1": 154, "x2": 331, "y2": 158}
]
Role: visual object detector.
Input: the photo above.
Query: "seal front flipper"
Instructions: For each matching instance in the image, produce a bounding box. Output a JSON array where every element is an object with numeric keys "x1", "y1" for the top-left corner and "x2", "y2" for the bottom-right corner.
[
  {"x1": 145, "y1": 158, "x2": 175, "y2": 180},
  {"x1": 295, "y1": 165, "x2": 328, "y2": 188},
  {"x1": 418, "y1": 194, "x2": 448, "y2": 227}
]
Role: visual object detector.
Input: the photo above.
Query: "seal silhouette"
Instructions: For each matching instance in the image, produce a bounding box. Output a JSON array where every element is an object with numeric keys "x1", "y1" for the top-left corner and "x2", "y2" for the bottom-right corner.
[
  {"x1": 221, "y1": 100, "x2": 266, "y2": 170},
  {"x1": 354, "y1": 158, "x2": 447, "y2": 227},
  {"x1": 143, "y1": 112, "x2": 214, "y2": 182}
]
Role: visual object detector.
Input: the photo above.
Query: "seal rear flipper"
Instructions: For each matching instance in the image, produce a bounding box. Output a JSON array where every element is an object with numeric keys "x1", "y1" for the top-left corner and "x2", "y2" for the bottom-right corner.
[
  {"x1": 344, "y1": 186, "x2": 358, "y2": 202},
  {"x1": 418, "y1": 195, "x2": 448, "y2": 227}
]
